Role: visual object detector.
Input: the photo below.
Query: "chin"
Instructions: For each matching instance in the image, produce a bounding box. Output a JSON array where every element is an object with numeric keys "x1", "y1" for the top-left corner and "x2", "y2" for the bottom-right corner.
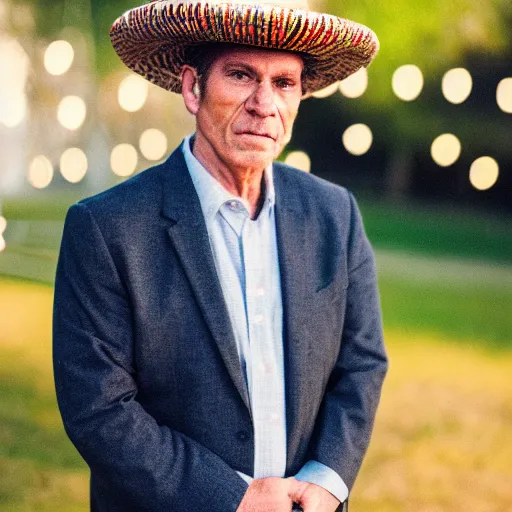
[
  {"x1": 244, "y1": 151, "x2": 276, "y2": 169},
  {"x1": 235, "y1": 149, "x2": 275, "y2": 170}
]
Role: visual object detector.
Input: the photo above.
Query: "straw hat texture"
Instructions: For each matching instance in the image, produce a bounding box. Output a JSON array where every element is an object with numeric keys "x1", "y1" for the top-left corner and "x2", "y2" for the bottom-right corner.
[{"x1": 110, "y1": 0, "x2": 379, "y2": 94}]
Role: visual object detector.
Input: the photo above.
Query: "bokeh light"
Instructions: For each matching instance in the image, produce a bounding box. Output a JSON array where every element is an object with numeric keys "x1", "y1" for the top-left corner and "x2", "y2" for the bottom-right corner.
[
  {"x1": 0, "y1": 216, "x2": 6, "y2": 235},
  {"x1": 44, "y1": 40, "x2": 74, "y2": 76},
  {"x1": 284, "y1": 151, "x2": 311, "y2": 173},
  {"x1": 139, "y1": 129, "x2": 168, "y2": 161},
  {"x1": 392, "y1": 65, "x2": 424, "y2": 101},
  {"x1": 0, "y1": 37, "x2": 29, "y2": 92},
  {"x1": 431, "y1": 134, "x2": 462, "y2": 167},
  {"x1": 469, "y1": 157, "x2": 499, "y2": 190},
  {"x1": 111, "y1": 144, "x2": 138, "y2": 176},
  {"x1": 0, "y1": 37, "x2": 29, "y2": 128},
  {"x1": 28, "y1": 155, "x2": 53, "y2": 189},
  {"x1": 339, "y1": 68, "x2": 368, "y2": 98},
  {"x1": 0, "y1": 92, "x2": 27, "y2": 127},
  {"x1": 496, "y1": 78, "x2": 512, "y2": 114},
  {"x1": 0, "y1": 236, "x2": 5, "y2": 253},
  {"x1": 312, "y1": 82, "x2": 339, "y2": 99},
  {"x1": 442, "y1": 68, "x2": 472, "y2": 104},
  {"x1": 57, "y1": 95, "x2": 87, "y2": 130},
  {"x1": 118, "y1": 75, "x2": 149, "y2": 112},
  {"x1": 60, "y1": 148, "x2": 88, "y2": 183},
  {"x1": 342, "y1": 124, "x2": 373, "y2": 156}
]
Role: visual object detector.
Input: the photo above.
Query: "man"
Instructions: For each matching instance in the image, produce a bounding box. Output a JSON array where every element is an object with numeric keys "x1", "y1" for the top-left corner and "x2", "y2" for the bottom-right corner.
[{"x1": 53, "y1": 1, "x2": 388, "y2": 511}]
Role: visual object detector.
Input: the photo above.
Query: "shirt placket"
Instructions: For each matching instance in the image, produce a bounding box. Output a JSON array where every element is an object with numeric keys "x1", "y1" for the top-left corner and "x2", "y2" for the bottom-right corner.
[{"x1": 242, "y1": 216, "x2": 286, "y2": 479}]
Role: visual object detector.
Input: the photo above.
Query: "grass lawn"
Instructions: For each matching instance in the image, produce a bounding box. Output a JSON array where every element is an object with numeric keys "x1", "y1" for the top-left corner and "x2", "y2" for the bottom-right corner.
[
  {"x1": 2, "y1": 194, "x2": 511, "y2": 264},
  {"x1": 1, "y1": 278, "x2": 512, "y2": 511},
  {"x1": 0, "y1": 279, "x2": 88, "y2": 511}
]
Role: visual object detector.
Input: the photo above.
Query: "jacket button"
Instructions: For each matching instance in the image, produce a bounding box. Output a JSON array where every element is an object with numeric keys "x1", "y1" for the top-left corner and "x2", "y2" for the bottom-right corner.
[{"x1": 236, "y1": 430, "x2": 249, "y2": 441}]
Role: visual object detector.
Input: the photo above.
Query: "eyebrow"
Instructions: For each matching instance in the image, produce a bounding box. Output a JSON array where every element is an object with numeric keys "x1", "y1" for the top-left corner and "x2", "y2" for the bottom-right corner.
[
  {"x1": 222, "y1": 61, "x2": 256, "y2": 74},
  {"x1": 222, "y1": 61, "x2": 302, "y2": 78}
]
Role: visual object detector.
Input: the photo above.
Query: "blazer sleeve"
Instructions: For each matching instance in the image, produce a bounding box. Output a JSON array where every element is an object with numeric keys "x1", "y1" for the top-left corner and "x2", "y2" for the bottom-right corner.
[
  {"x1": 53, "y1": 202, "x2": 247, "y2": 511},
  {"x1": 306, "y1": 192, "x2": 388, "y2": 491}
]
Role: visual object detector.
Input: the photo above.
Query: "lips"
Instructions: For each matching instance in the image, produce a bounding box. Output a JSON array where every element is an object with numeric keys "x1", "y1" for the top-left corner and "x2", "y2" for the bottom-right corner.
[{"x1": 240, "y1": 131, "x2": 276, "y2": 141}]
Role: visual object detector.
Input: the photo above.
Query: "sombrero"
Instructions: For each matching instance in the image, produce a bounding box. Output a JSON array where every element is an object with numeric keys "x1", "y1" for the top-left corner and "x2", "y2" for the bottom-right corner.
[{"x1": 110, "y1": 0, "x2": 379, "y2": 94}]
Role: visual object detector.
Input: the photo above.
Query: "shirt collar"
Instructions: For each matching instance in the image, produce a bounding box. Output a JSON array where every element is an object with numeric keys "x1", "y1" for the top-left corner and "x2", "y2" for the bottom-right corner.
[{"x1": 182, "y1": 135, "x2": 275, "y2": 226}]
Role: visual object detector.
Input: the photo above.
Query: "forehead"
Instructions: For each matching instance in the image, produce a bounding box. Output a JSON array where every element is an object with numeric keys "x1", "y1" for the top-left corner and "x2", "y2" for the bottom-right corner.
[{"x1": 211, "y1": 45, "x2": 304, "y2": 74}]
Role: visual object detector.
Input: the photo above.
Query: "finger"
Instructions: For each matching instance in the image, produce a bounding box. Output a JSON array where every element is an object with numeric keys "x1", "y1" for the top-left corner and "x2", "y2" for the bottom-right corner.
[{"x1": 287, "y1": 480, "x2": 309, "y2": 503}]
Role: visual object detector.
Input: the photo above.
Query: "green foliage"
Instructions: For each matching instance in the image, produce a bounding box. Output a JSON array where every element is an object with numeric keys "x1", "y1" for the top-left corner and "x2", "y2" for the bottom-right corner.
[
  {"x1": 326, "y1": 0, "x2": 512, "y2": 104},
  {"x1": 20, "y1": 0, "x2": 135, "y2": 76}
]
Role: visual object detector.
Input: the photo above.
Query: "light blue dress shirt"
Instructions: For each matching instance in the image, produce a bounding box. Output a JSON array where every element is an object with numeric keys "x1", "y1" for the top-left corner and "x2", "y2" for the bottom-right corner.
[{"x1": 182, "y1": 136, "x2": 348, "y2": 504}]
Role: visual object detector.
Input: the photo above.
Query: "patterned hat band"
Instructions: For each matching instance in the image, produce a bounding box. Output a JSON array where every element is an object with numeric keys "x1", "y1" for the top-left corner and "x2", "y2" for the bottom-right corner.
[{"x1": 110, "y1": 1, "x2": 379, "y2": 94}]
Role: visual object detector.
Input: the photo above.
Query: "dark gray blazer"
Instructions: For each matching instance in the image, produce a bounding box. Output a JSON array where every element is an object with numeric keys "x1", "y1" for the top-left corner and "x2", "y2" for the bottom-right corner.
[{"x1": 53, "y1": 144, "x2": 388, "y2": 511}]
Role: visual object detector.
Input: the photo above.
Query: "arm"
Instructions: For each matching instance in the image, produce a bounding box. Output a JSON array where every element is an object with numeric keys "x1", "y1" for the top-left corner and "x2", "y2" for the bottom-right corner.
[
  {"x1": 304, "y1": 192, "x2": 388, "y2": 493},
  {"x1": 53, "y1": 202, "x2": 247, "y2": 511}
]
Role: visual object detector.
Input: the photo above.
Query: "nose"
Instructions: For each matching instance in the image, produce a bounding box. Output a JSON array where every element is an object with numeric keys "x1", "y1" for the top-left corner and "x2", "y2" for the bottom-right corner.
[{"x1": 245, "y1": 81, "x2": 277, "y2": 118}]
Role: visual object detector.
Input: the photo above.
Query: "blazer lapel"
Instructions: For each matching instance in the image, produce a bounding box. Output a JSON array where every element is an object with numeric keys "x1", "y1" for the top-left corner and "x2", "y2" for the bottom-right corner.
[
  {"x1": 274, "y1": 166, "x2": 312, "y2": 467},
  {"x1": 160, "y1": 147, "x2": 251, "y2": 413}
]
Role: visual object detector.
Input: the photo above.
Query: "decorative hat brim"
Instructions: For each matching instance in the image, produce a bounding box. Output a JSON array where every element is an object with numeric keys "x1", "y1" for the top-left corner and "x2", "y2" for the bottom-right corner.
[{"x1": 110, "y1": 1, "x2": 379, "y2": 94}]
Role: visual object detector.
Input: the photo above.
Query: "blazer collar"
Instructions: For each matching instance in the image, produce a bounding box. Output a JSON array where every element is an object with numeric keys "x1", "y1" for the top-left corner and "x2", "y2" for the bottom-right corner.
[
  {"x1": 161, "y1": 148, "x2": 312, "y2": 445},
  {"x1": 273, "y1": 165, "x2": 312, "y2": 467},
  {"x1": 160, "y1": 144, "x2": 251, "y2": 413}
]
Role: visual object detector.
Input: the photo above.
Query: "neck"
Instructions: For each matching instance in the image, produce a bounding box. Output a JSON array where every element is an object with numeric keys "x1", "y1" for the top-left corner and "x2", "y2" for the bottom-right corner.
[{"x1": 191, "y1": 133, "x2": 268, "y2": 219}]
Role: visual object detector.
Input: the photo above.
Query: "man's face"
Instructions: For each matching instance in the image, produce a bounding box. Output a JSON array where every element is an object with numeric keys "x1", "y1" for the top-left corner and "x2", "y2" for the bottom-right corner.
[{"x1": 194, "y1": 46, "x2": 303, "y2": 173}]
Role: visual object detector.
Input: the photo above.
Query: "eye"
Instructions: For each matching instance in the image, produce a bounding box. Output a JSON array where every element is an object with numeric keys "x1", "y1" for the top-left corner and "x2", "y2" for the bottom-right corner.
[
  {"x1": 229, "y1": 70, "x2": 250, "y2": 81},
  {"x1": 275, "y1": 78, "x2": 297, "y2": 90}
]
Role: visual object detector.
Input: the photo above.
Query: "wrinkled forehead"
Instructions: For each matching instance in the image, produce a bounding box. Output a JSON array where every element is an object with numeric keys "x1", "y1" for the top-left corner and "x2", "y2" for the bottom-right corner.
[
  {"x1": 185, "y1": 43, "x2": 306, "y2": 78},
  {"x1": 213, "y1": 45, "x2": 304, "y2": 72}
]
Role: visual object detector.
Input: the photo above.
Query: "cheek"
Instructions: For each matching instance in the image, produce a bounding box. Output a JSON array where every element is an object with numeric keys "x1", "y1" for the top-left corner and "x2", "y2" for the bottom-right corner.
[
  {"x1": 197, "y1": 103, "x2": 229, "y2": 141},
  {"x1": 281, "y1": 103, "x2": 300, "y2": 134}
]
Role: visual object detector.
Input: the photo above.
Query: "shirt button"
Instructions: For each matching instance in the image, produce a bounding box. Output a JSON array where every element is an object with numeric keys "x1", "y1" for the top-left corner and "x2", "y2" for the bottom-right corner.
[
  {"x1": 236, "y1": 430, "x2": 250, "y2": 442},
  {"x1": 248, "y1": 287, "x2": 265, "y2": 297},
  {"x1": 229, "y1": 200, "x2": 239, "y2": 210},
  {"x1": 259, "y1": 361, "x2": 273, "y2": 374},
  {"x1": 254, "y1": 314, "x2": 264, "y2": 324},
  {"x1": 269, "y1": 413, "x2": 280, "y2": 425}
]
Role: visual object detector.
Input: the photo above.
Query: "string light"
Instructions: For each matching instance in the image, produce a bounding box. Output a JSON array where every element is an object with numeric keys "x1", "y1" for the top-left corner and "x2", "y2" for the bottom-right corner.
[
  {"x1": 139, "y1": 129, "x2": 168, "y2": 161},
  {"x1": 118, "y1": 75, "x2": 149, "y2": 112},
  {"x1": 0, "y1": 38, "x2": 29, "y2": 128},
  {"x1": 431, "y1": 134, "x2": 462, "y2": 167},
  {"x1": 469, "y1": 157, "x2": 499, "y2": 190},
  {"x1": 0, "y1": 92, "x2": 27, "y2": 127},
  {"x1": 57, "y1": 95, "x2": 86, "y2": 130},
  {"x1": 442, "y1": 68, "x2": 472, "y2": 104},
  {"x1": 28, "y1": 155, "x2": 53, "y2": 189},
  {"x1": 342, "y1": 124, "x2": 373, "y2": 156},
  {"x1": 496, "y1": 78, "x2": 512, "y2": 114},
  {"x1": 339, "y1": 68, "x2": 368, "y2": 99},
  {"x1": 284, "y1": 151, "x2": 311, "y2": 172},
  {"x1": 60, "y1": 148, "x2": 88, "y2": 183},
  {"x1": 312, "y1": 82, "x2": 339, "y2": 99},
  {"x1": 111, "y1": 144, "x2": 138, "y2": 176},
  {"x1": 44, "y1": 40, "x2": 74, "y2": 76},
  {"x1": 392, "y1": 65, "x2": 424, "y2": 101}
]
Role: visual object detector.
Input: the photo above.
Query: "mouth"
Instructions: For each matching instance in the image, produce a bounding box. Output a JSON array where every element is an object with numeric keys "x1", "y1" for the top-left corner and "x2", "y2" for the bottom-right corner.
[{"x1": 239, "y1": 131, "x2": 276, "y2": 141}]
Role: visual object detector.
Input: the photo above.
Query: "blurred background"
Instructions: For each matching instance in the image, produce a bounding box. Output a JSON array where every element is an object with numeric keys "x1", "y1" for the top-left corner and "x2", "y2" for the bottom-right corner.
[{"x1": 0, "y1": 0, "x2": 511, "y2": 510}]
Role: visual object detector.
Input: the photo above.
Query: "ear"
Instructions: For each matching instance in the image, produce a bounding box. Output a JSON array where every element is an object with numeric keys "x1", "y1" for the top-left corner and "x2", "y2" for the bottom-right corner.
[{"x1": 181, "y1": 65, "x2": 200, "y2": 115}]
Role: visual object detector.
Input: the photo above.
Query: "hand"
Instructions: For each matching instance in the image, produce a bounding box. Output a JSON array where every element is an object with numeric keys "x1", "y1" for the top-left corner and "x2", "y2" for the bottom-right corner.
[
  {"x1": 236, "y1": 477, "x2": 297, "y2": 512},
  {"x1": 288, "y1": 479, "x2": 340, "y2": 512}
]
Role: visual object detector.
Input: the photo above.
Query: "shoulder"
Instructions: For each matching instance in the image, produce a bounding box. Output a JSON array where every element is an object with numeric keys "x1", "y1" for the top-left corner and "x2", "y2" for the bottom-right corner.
[
  {"x1": 61, "y1": 159, "x2": 173, "y2": 253},
  {"x1": 77, "y1": 161, "x2": 167, "y2": 219}
]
